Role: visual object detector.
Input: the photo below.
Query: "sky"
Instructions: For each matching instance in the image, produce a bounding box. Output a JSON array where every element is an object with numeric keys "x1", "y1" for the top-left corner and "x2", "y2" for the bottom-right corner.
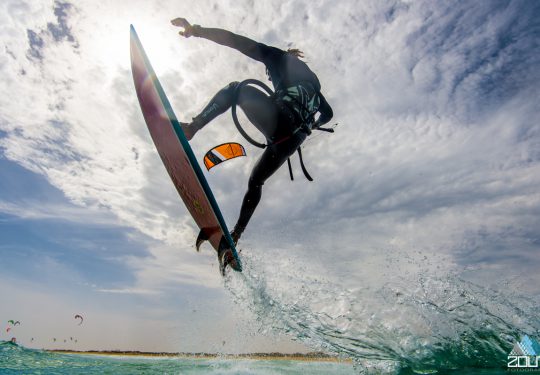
[{"x1": 1, "y1": 0, "x2": 539, "y2": 354}]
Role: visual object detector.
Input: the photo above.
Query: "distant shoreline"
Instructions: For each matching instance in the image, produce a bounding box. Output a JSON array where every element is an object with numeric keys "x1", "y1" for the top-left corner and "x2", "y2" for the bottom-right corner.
[{"x1": 49, "y1": 350, "x2": 351, "y2": 363}]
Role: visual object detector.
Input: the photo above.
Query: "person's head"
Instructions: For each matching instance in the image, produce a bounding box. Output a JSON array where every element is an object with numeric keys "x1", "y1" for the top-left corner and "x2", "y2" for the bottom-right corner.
[{"x1": 265, "y1": 48, "x2": 306, "y2": 81}]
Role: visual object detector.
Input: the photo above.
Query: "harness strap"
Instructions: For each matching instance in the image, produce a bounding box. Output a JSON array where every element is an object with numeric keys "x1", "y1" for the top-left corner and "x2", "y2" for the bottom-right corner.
[
  {"x1": 287, "y1": 158, "x2": 294, "y2": 181},
  {"x1": 285, "y1": 148, "x2": 313, "y2": 182},
  {"x1": 231, "y1": 79, "x2": 274, "y2": 149},
  {"x1": 297, "y1": 148, "x2": 313, "y2": 182},
  {"x1": 231, "y1": 79, "x2": 321, "y2": 182},
  {"x1": 277, "y1": 81, "x2": 321, "y2": 125}
]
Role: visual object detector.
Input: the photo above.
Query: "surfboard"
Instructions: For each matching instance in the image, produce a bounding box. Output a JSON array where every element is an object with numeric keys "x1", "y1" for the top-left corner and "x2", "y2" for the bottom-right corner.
[{"x1": 129, "y1": 25, "x2": 241, "y2": 275}]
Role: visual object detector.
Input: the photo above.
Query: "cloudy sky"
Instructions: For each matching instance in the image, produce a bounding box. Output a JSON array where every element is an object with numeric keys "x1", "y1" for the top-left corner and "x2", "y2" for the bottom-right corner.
[{"x1": 1, "y1": 0, "x2": 539, "y2": 355}]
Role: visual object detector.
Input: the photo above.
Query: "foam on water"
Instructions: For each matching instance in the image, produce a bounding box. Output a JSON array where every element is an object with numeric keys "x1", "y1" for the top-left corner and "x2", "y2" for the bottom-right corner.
[{"x1": 224, "y1": 250, "x2": 540, "y2": 374}]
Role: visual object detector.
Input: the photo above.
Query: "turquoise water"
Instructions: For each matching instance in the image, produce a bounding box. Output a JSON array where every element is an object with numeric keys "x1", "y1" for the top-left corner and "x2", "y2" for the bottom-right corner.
[
  {"x1": 0, "y1": 341, "x2": 515, "y2": 374},
  {"x1": 0, "y1": 342, "x2": 353, "y2": 374}
]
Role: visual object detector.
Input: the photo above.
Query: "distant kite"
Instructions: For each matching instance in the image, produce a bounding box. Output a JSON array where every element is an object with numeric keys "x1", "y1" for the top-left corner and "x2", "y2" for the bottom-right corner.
[
  {"x1": 203, "y1": 143, "x2": 246, "y2": 171},
  {"x1": 7, "y1": 320, "x2": 20, "y2": 326},
  {"x1": 74, "y1": 314, "x2": 83, "y2": 325}
]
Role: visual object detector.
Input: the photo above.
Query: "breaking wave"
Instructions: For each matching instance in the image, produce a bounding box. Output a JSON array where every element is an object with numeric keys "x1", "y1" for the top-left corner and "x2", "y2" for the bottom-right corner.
[{"x1": 225, "y1": 249, "x2": 540, "y2": 374}]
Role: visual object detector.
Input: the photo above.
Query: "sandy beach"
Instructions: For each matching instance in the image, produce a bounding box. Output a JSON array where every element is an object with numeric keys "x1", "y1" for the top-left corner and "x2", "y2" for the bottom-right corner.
[{"x1": 49, "y1": 349, "x2": 352, "y2": 363}]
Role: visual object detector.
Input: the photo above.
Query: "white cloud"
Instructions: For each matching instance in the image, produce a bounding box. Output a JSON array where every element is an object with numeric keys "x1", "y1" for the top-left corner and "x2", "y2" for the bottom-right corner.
[{"x1": 0, "y1": 198, "x2": 117, "y2": 225}]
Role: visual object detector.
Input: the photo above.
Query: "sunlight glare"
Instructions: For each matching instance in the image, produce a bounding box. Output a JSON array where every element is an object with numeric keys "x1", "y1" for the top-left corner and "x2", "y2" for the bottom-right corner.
[{"x1": 86, "y1": 10, "x2": 187, "y2": 77}]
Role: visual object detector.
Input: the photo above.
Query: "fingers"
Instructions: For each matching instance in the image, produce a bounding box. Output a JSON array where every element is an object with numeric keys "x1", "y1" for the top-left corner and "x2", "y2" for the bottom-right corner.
[
  {"x1": 170, "y1": 17, "x2": 189, "y2": 27},
  {"x1": 178, "y1": 30, "x2": 193, "y2": 38}
]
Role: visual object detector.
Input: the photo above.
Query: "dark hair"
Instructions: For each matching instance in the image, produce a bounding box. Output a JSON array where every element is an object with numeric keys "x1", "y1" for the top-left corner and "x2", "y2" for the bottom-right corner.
[{"x1": 287, "y1": 48, "x2": 304, "y2": 59}]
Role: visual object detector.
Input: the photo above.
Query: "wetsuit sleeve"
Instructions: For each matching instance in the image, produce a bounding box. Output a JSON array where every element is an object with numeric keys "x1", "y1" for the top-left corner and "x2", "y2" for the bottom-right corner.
[
  {"x1": 317, "y1": 93, "x2": 333, "y2": 126},
  {"x1": 191, "y1": 25, "x2": 274, "y2": 62}
]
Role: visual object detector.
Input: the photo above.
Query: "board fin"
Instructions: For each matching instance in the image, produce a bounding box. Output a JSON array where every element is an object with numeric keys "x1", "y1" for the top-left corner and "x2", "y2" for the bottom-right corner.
[{"x1": 196, "y1": 229, "x2": 210, "y2": 252}]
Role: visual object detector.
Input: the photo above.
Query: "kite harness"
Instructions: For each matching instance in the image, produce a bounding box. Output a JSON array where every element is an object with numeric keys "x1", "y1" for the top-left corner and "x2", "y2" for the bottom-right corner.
[{"x1": 231, "y1": 79, "x2": 334, "y2": 181}]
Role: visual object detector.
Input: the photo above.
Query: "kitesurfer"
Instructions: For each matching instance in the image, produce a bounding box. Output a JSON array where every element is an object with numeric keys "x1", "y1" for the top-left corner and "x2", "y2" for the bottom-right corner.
[{"x1": 171, "y1": 17, "x2": 333, "y2": 251}]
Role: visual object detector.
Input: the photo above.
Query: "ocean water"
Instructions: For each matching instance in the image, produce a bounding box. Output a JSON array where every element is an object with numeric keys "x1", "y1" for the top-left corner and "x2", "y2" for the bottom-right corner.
[
  {"x1": 0, "y1": 342, "x2": 353, "y2": 374},
  {"x1": 0, "y1": 341, "x2": 517, "y2": 374},
  {"x1": 3, "y1": 252, "x2": 538, "y2": 375},
  {"x1": 223, "y1": 251, "x2": 540, "y2": 375}
]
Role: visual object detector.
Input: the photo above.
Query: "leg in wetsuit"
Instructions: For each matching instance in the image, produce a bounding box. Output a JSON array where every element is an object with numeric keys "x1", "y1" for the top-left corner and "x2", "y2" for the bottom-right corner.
[
  {"x1": 233, "y1": 132, "x2": 306, "y2": 239},
  {"x1": 185, "y1": 81, "x2": 306, "y2": 242}
]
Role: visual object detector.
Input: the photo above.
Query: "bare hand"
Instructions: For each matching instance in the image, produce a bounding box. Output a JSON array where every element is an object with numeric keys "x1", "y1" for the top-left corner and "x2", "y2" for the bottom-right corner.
[{"x1": 171, "y1": 17, "x2": 194, "y2": 38}]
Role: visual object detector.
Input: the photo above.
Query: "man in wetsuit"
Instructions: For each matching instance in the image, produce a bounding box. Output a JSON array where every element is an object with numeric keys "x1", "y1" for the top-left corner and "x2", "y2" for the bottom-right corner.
[{"x1": 171, "y1": 18, "x2": 334, "y2": 251}]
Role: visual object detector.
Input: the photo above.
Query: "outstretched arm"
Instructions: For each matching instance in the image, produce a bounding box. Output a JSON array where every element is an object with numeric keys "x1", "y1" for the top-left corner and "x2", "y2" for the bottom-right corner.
[{"x1": 171, "y1": 18, "x2": 267, "y2": 62}]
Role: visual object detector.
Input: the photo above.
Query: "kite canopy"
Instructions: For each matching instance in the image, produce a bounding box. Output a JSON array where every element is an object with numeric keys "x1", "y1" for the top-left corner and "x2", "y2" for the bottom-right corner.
[
  {"x1": 203, "y1": 143, "x2": 246, "y2": 171},
  {"x1": 74, "y1": 314, "x2": 83, "y2": 325}
]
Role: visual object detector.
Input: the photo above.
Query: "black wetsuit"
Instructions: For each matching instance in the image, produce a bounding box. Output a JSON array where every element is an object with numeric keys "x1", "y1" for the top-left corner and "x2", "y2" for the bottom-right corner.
[{"x1": 190, "y1": 26, "x2": 334, "y2": 235}]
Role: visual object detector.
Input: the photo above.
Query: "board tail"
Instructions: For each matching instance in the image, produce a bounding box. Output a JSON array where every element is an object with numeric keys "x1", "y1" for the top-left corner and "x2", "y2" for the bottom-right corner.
[{"x1": 218, "y1": 236, "x2": 242, "y2": 276}]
